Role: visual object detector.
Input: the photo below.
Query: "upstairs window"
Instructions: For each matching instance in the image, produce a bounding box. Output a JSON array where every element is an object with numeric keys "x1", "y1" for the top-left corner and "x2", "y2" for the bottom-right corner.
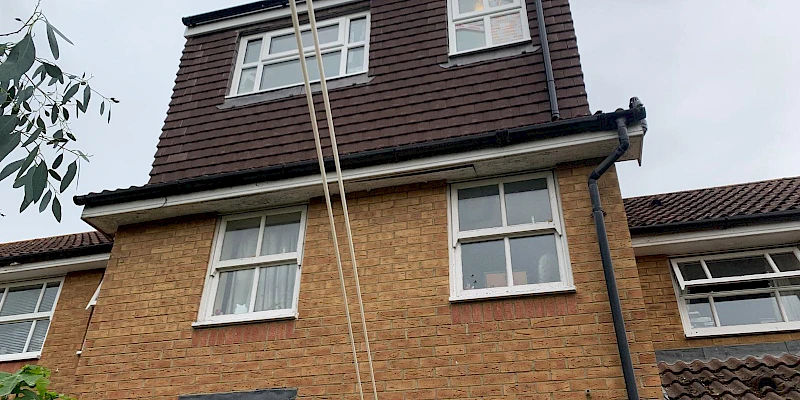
[
  {"x1": 0, "y1": 279, "x2": 62, "y2": 361},
  {"x1": 448, "y1": 172, "x2": 573, "y2": 301},
  {"x1": 231, "y1": 13, "x2": 370, "y2": 95},
  {"x1": 197, "y1": 207, "x2": 307, "y2": 325},
  {"x1": 447, "y1": 0, "x2": 532, "y2": 55},
  {"x1": 672, "y1": 247, "x2": 800, "y2": 337}
]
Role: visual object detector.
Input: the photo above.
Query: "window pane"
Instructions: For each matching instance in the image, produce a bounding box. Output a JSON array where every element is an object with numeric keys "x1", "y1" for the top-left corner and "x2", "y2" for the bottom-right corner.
[
  {"x1": 504, "y1": 178, "x2": 552, "y2": 225},
  {"x1": 243, "y1": 39, "x2": 262, "y2": 64},
  {"x1": 509, "y1": 235, "x2": 560, "y2": 285},
  {"x1": 686, "y1": 298, "x2": 715, "y2": 328},
  {"x1": 261, "y1": 59, "x2": 303, "y2": 90},
  {"x1": 269, "y1": 25, "x2": 339, "y2": 54},
  {"x1": 490, "y1": 12, "x2": 524, "y2": 45},
  {"x1": 349, "y1": 18, "x2": 367, "y2": 43},
  {"x1": 781, "y1": 290, "x2": 800, "y2": 321},
  {"x1": 0, "y1": 285, "x2": 42, "y2": 317},
  {"x1": 771, "y1": 252, "x2": 800, "y2": 272},
  {"x1": 455, "y1": 20, "x2": 486, "y2": 52},
  {"x1": 261, "y1": 213, "x2": 302, "y2": 256},
  {"x1": 0, "y1": 321, "x2": 33, "y2": 355},
  {"x1": 488, "y1": 0, "x2": 514, "y2": 7},
  {"x1": 705, "y1": 256, "x2": 773, "y2": 278},
  {"x1": 255, "y1": 264, "x2": 296, "y2": 312},
  {"x1": 27, "y1": 319, "x2": 50, "y2": 352},
  {"x1": 458, "y1": 0, "x2": 483, "y2": 13},
  {"x1": 237, "y1": 67, "x2": 257, "y2": 94},
  {"x1": 306, "y1": 51, "x2": 342, "y2": 81},
  {"x1": 346, "y1": 46, "x2": 366, "y2": 74},
  {"x1": 677, "y1": 262, "x2": 707, "y2": 281},
  {"x1": 220, "y1": 217, "x2": 261, "y2": 261},
  {"x1": 213, "y1": 269, "x2": 255, "y2": 316},
  {"x1": 688, "y1": 280, "x2": 772, "y2": 295},
  {"x1": 457, "y1": 185, "x2": 501, "y2": 231},
  {"x1": 714, "y1": 293, "x2": 782, "y2": 326},
  {"x1": 461, "y1": 240, "x2": 506, "y2": 290},
  {"x1": 37, "y1": 283, "x2": 59, "y2": 313}
]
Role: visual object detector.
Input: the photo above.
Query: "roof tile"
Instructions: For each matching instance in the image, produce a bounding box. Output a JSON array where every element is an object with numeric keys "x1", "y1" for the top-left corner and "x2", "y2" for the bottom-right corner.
[{"x1": 0, "y1": 232, "x2": 112, "y2": 265}]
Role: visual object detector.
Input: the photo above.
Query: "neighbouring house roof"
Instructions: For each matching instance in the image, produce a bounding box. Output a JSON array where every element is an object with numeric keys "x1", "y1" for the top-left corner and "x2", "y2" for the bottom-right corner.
[
  {"x1": 625, "y1": 176, "x2": 800, "y2": 233},
  {"x1": 659, "y1": 354, "x2": 800, "y2": 399},
  {"x1": 0, "y1": 231, "x2": 112, "y2": 267}
]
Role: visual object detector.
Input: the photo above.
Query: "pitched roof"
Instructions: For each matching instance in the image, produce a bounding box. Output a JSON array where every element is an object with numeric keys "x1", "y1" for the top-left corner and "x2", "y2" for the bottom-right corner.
[
  {"x1": 659, "y1": 354, "x2": 800, "y2": 400},
  {"x1": 0, "y1": 231, "x2": 112, "y2": 266},
  {"x1": 624, "y1": 176, "x2": 800, "y2": 232}
]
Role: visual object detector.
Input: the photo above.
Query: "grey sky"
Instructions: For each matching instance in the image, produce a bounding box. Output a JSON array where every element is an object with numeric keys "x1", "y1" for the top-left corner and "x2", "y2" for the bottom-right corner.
[{"x1": 0, "y1": 0, "x2": 798, "y2": 242}]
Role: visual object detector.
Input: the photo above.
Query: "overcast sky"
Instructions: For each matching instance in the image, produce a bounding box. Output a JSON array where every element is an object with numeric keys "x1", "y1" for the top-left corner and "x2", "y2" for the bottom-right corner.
[{"x1": 0, "y1": 0, "x2": 798, "y2": 242}]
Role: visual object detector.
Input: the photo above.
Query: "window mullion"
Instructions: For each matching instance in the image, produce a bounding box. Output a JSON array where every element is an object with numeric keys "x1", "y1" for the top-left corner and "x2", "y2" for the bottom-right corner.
[
  {"x1": 699, "y1": 259, "x2": 712, "y2": 278},
  {"x1": 708, "y1": 296, "x2": 721, "y2": 327},
  {"x1": 33, "y1": 282, "x2": 46, "y2": 313},
  {"x1": 484, "y1": 15, "x2": 493, "y2": 47},
  {"x1": 23, "y1": 319, "x2": 37, "y2": 353},
  {"x1": 254, "y1": 215, "x2": 266, "y2": 257},
  {"x1": 775, "y1": 288, "x2": 790, "y2": 322},
  {"x1": 503, "y1": 237, "x2": 513, "y2": 287},
  {"x1": 498, "y1": 183, "x2": 508, "y2": 227},
  {"x1": 765, "y1": 253, "x2": 781, "y2": 273},
  {"x1": 0, "y1": 287, "x2": 7, "y2": 312},
  {"x1": 793, "y1": 248, "x2": 800, "y2": 264},
  {"x1": 249, "y1": 267, "x2": 260, "y2": 313}
]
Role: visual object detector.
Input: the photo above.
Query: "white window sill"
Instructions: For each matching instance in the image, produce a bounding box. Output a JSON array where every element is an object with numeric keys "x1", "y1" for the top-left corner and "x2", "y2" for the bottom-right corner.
[
  {"x1": 450, "y1": 285, "x2": 576, "y2": 303},
  {"x1": 0, "y1": 352, "x2": 40, "y2": 363},
  {"x1": 225, "y1": 71, "x2": 368, "y2": 100},
  {"x1": 192, "y1": 310, "x2": 297, "y2": 328},
  {"x1": 448, "y1": 38, "x2": 532, "y2": 58},
  {"x1": 685, "y1": 321, "x2": 800, "y2": 338}
]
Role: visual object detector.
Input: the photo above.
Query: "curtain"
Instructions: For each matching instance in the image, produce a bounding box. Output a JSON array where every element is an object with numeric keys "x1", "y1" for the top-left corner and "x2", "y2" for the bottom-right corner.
[{"x1": 254, "y1": 264, "x2": 296, "y2": 312}]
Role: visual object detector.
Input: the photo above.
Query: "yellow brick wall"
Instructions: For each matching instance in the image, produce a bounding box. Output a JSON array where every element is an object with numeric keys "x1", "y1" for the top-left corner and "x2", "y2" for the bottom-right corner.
[
  {"x1": 0, "y1": 269, "x2": 103, "y2": 397},
  {"x1": 73, "y1": 165, "x2": 662, "y2": 399},
  {"x1": 638, "y1": 255, "x2": 800, "y2": 350}
]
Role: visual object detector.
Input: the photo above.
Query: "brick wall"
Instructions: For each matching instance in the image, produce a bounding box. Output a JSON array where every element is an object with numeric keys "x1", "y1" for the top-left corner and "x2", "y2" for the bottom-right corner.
[
  {"x1": 74, "y1": 165, "x2": 661, "y2": 399},
  {"x1": 0, "y1": 269, "x2": 103, "y2": 396},
  {"x1": 638, "y1": 255, "x2": 800, "y2": 350}
]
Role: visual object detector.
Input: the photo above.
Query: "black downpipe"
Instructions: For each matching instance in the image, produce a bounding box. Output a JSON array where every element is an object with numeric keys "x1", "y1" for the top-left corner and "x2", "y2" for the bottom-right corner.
[
  {"x1": 588, "y1": 114, "x2": 639, "y2": 400},
  {"x1": 535, "y1": 0, "x2": 560, "y2": 121}
]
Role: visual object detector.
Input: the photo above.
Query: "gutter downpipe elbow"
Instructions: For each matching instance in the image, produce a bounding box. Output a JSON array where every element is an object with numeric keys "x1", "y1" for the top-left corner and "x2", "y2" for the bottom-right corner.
[
  {"x1": 588, "y1": 116, "x2": 639, "y2": 400},
  {"x1": 535, "y1": 0, "x2": 560, "y2": 121}
]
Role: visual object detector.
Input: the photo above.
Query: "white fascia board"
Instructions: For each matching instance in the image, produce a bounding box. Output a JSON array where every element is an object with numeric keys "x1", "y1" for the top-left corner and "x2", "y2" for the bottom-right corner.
[
  {"x1": 0, "y1": 253, "x2": 109, "y2": 283},
  {"x1": 631, "y1": 220, "x2": 800, "y2": 257},
  {"x1": 82, "y1": 125, "x2": 644, "y2": 233},
  {"x1": 185, "y1": 0, "x2": 361, "y2": 37}
]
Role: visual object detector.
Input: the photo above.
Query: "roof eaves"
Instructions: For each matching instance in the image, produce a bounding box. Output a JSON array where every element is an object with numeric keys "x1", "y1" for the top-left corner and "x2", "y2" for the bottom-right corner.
[{"x1": 182, "y1": 0, "x2": 289, "y2": 27}]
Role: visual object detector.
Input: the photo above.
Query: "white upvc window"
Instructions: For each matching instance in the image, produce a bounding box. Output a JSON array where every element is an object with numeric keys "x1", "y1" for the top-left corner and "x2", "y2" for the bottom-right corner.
[
  {"x1": 447, "y1": 0, "x2": 532, "y2": 55},
  {"x1": 0, "y1": 278, "x2": 63, "y2": 362},
  {"x1": 230, "y1": 12, "x2": 370, "y2": 96},
  {"x1": 672, "y1": 247, "x2": 800, "y2": 337},
  {"x1": 196, "y1": 207, "x2": 308, "y2": 326},
  {"x1": 448, "y1": 172, "x2": 573, "y2": 301}
]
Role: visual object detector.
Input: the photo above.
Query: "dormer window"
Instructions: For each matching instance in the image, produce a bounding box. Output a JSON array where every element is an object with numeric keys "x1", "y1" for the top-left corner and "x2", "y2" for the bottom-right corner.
[
  {"x1": 231, "y1": 12, "x2": 370, "y2": 96},
  {"x1": 447, "y1": 0, "x2": 531, "y2": 55}
]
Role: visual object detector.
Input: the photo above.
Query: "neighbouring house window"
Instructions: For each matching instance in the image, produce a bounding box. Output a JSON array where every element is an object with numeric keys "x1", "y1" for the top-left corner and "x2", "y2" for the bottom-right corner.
[
  {"x1": 198, "y1": 207, "x2": 307, "y2": 325},
  {"x1": 447, "y1": 0, "x2": 532, "y2": 55},
  {"x1": 0, "y1": 279, "x2": 62, "y2": 361},
  {"x1": 231, "y1": 13, "x2": 370, "y2": 95},
  {"x1": 448, "y1": 172, "x2": 573, "y2": 301},
  {"x1": 672, "y1": 247, "x2": 800, "y2": 337}
]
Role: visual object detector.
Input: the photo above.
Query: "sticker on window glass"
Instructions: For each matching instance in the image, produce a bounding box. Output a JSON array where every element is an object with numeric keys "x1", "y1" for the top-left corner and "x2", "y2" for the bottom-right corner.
[{"x1": 490, "y1": 12, "x2": 523, "y2": 45}]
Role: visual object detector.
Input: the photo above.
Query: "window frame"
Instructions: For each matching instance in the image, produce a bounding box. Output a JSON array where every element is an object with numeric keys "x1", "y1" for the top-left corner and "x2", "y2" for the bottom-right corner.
[
  {"x1": 0, "y1": 277, "x2": 64, "y2": 362},
  {"x1": 671, "y1": 247, "x2": 800, "y2": 337},
  {"x1": 196, "y1": 206, "x2": 308, "y2": 326},
  {"x1": 447, "y1": 0, "x2": 532, "y2": 56},
  {"x1": 229, "y1": 12, "x2": 370, "y2": 97},
  {"x1": 447, "y1": 171, "x2": 574, "y2": 302}
]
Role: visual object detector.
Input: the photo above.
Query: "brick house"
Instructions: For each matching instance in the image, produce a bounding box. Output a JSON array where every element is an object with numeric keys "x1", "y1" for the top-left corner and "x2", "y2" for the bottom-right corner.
[{"x1": 0, "y1": 0, "x2": 798, "y2": 399}]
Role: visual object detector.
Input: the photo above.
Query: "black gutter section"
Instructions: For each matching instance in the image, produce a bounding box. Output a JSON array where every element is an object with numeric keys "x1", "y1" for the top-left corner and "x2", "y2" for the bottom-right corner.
[
  {"x1": 629, "y1": 209, "x2": 800, "y2": 235},
  {"x1": 534, "y1": 0, "x2": 560, "y2": 121},
  {"x1": 74, "y1": 107, "x2": 645, "y2": 208},
  {"x1": 182, "y1": 0, "x2": 287, "y2": 27},
  {"x1": 587, "y1": 98, "x2": 643, "y2": 400},
  {"x1": 0, "y1": 243, "x2": 113, "y2": 268}
]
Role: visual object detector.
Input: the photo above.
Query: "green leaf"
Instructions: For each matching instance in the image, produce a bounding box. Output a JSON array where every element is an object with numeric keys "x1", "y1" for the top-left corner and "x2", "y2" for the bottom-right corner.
[
  {"x1": 21, "y1": 127, "x2": 42, "y2": 147},
  {"x1": 46, "y1": 23, "x2": 60, "y2": 60},
  {"x1": 52, "y1": 153, "x2": 63, "y2": 169},
  {"x1": 0, "y1": 34, "x2": 36, "y2": 85},
  {"x1": 63, "y1": 84, "x2": 79, "y2": 103},
  {"x1": 46, "y1": 22, "x2": 74, "y2": 46},
  {"x1": 17, "y1": 86, "x2": 34, "y2": 102},
  {"x1": 0, "y1": 373, "x2": 23, "y2": 396},
  {"x1": 107, "y1": 107, "x2": 111, "y2": 123},
  {"x1": 60, "y1": 160, "x2": 77, "y2": 193},
  {"x1": 0, "y1": 132, "x2": 21, "y2": 164},
  {"x1": 52, "y1": 196, "x2": 62, "y2": 222},
  {"x1": 0, "y1": 115, "x2": 18, "y2": 136},
  {"x1": 0, "y1": 159, "x2": 24, "y2": 182},
  {"x1": 100, "y1": 101, "x2": 105, "y2": 116},
  {"x1": 32, "y1": 162, "x2": 48, "y2": 202},
  {"x1": 63, "y1": 107, "x2": 70, "y2": 121},
  {"x1": 82, "y1": 86, "x2": 91, "y2": 109},
  {"x1": 43, "y1": 62, "x2": 63, "y2": 81},
  {"x1": 19, "y1": 167, "x2": 35, "y2": 212},
  {"x1": 48, "y1": 169, "x2": 61, "y2": 180},
  {"x1": 51, "y1": 103, "x2": 59, "y2": 124},
  {"x1": 17, "y1": 145, "x2": 39, "y2": 179},
  {"x1": 39, "y1": 190, "x2": 53, "y2": 212}
]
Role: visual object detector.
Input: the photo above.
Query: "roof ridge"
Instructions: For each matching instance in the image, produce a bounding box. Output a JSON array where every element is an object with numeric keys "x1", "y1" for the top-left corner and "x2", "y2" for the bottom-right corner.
[{"x1": 623, "y1": 175, "x2": 800, "y2": 201}]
